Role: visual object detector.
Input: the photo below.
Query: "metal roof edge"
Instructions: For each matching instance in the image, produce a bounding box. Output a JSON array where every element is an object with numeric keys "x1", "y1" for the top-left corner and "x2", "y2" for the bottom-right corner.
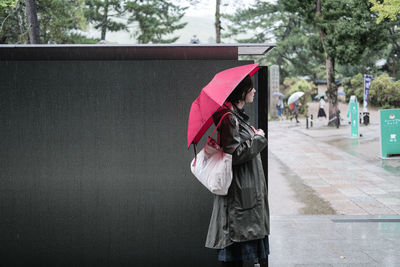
[
  {"x1": 0, "y1": 43, "x2": 276, "y2": 48},
  {"x1": 0, "y1": 43, "x2": 275, "y2": 60}
]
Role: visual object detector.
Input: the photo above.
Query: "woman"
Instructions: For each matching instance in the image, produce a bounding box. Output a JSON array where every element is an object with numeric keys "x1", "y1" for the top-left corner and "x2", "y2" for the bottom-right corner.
[{"x1": 207, "y1": 75, "x2": 269, "y2": 267}]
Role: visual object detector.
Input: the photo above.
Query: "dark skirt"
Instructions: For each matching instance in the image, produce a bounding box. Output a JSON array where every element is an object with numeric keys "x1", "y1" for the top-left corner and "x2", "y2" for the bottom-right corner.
[
  {"x1": 217, "y1": 236, "x2": 269, "y2": 262},
  {"x1": 318, "y1": 108, "x2": 326, "y2": 118}
]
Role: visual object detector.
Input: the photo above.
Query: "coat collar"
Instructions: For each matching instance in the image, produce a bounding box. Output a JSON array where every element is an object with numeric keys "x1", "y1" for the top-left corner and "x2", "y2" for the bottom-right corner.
[{"x1": 232, "y1": 104, "x2": 250, "y2": 122}]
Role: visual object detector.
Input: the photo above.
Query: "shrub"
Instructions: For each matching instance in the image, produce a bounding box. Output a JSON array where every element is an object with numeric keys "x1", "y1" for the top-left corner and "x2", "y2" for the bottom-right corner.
[
  {"x1": 369, "y1": 73, "x2": 400, "y2": 108},
  {"x1": 344, "y1": 73, "x2": 400, "y2": 108}
]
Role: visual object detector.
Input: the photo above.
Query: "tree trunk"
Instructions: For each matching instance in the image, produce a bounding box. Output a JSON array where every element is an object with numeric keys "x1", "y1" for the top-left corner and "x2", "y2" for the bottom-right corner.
[
  {"x1": 389, "y1": 27, "x2": 400, "y2": 78},
  {"x1": 215, "y1": 0, "x2": 221, "y2": 43},
  {"x1": 101, "y1": 0, "x2": 109, "y2": 40},
  {"x1": 317, "y1": 0, "x2": 338, "y2": 126},
  {"x1": 325, "y1": 54, "x2": 339, "y2": 126},
  {"x1": 25, "y1": 0, "x2": 40, "y2": 44},
  {"x1": 17, "y1": 2, "x2": 28, "y2": 44}
]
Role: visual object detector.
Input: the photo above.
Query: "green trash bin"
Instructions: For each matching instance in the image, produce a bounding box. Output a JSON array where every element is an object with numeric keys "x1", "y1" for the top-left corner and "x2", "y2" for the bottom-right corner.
[{"x1": 380, "y1": 109, "x2": 400, "y2": 158}]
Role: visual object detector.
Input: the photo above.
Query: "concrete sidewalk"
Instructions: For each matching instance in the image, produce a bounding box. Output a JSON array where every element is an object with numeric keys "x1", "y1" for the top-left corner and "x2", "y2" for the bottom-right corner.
[
  {"x1": 267, "y1": 107, "x2": 400, "y2": 266},
  {"x1": 269, "y1": 215, "x2": 400, "y2": 266}
]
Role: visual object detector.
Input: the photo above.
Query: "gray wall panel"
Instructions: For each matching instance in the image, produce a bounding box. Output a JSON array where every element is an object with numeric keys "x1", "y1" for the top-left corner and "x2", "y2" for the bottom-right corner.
[{"x1": 0, "y1": 60, "x2": 257, "y2": 267}]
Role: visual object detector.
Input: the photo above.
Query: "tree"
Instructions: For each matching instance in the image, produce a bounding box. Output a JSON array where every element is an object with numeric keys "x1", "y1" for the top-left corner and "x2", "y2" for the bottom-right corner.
[
  {"x1": 25, "y1": 0, "x2": 39, "y2": 43},
  {"x1": 282, "y1": 0, "x2": 388, "y2": 126},
  {"x1": 183, "y1": 0, "x2": 234, "y2": 43},
  {"x1": 382, "y1": 22, "x2": 400, "y2": 78},
  {"x1": 125, "y1": 0, "x2": 187, "y2": 43},
  {"x1": 1, "y1": 0, "x2": 99, "y2": 44},
  {"x1": 215, "y1": 0, "x2": 221, "y2": 43},
  {"x1": 369, "y1": 0, "x2": 400, "y2": 23},
  {"x1": 85, "y1": 0, "x2": 127, "y2": 41},
  {"x1": 223, "y1": 1, "x2": 324, "y2": 81},
  {"x1": 0, "y1": 0, "x2": 27, "y2": 43},
  {"x1": 367, "y1": 3, "x2": 400, "y2": 78},
  {"x1": 38, "y1": 0, "x2": 94, "y2": 44}
]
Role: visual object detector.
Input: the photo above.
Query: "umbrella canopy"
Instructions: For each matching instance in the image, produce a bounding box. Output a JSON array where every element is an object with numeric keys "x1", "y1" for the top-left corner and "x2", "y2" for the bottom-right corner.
[
  {"x1": 288, "y1": 91, "x2": 304, "y2": 104},
  {"x1": 272, "y1": 92, "x2": 284, "y2": 97},
  {"x1": 187, "y1": 63, "x2": 260, "y2": 148},
  {"x1": 314, "y1": 93, "x2": 326, "y2": 99},
  {"x1": 315, "y1": 91, "x2": 346, "y2": 99}
]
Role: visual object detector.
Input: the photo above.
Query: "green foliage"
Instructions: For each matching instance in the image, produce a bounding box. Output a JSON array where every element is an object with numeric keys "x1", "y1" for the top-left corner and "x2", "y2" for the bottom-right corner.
[
  {"x1": 226, "y1": 0, "x2": 393, "y2": 87},
  {"x1": 68, "y1": 32, "x2": 100, "y2": 44},
  {"x1": 369, "y1": 73, "x2": 400, "y2": 107},
  {"x1": 369, "y1": 0, "x2": 400, "y2": 23},
  {"x1": 227, "y1": 0, "x2": 400, "y2": 108},
  {"x1": 224, "y1": 1, "x2": 324, "y2": 82},
  {"x1": 84, "y1": 0, "x2": 127, "y2": 40},
  {"x1": 285, "y1": 79, "x2": 315, "y2": 97},
  {"x1": 280, "y1": 0, "x2": 392, "y2": 114},
  {"x1": 2, "y1": 0, "x2": 187, "y2": 44},
  {"x1": 1, "y1": 0, "x2": 98, "y2": 44},
  {"x1": 0, "y1": 0, "x2": 26, "y2": 43},
  {"x1": 344, "y1": 73, "x2": 400, "y2": 108},
  {"x1": 125, "y1": 0, "x2": 187, "y2": 43},
  {"x1": 0, "y1": 0, "x2": 18, "y2": 12},
  {"x1": 38, "y1": 0, "x2": 92, "y2": 44},
  {"x1": 283, "y1": 0, "x2": 389, "y2": 66},
  {"x1": 343, "y1": 73, "x2": 364, "y2": 102}
]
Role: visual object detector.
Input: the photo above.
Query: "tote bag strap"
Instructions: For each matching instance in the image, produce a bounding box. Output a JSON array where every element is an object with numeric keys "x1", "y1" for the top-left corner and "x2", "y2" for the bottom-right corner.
[
  {"x1": 210, "y1": 112, "x2": 232, "y2": 139},
  {"x1": 192, "y1": 112, "x2": 232, "y2": 167}
]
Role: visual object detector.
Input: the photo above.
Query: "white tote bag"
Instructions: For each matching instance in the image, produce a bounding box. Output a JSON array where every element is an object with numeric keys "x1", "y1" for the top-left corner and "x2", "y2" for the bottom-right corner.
[{"x1": 190, "y1": 113, "x2": 233, "y2": 196}]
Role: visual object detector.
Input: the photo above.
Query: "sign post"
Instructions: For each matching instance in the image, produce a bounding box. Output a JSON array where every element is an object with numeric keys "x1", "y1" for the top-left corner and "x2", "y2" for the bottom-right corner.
[
  {"x1": 380, "y1": 109, "x2": 400, "y2": 158},
  {"x1": 363, "y1": 75, "x2": 372, "y2": 125},
  {"x1": 347, "y1": 96, "x2": 359, "y2": 138},
  {"x1": 363, "y1": 75, "x2": 372, "y2": 112},
  {"x1": 269, "y1": 65, "x2": 280, "y2": 117}
]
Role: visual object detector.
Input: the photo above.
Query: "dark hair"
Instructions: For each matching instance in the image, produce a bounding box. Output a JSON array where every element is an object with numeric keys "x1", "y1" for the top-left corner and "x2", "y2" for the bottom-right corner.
[{"x1": 227, "y1": 75, "x2": 253, "y2": 104}]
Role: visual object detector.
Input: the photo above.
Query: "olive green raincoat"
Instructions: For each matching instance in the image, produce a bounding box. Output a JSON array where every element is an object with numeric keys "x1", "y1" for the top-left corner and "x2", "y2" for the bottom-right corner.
[{"x1": 205, "y1": 104, "x2": 269, "y2": 249}]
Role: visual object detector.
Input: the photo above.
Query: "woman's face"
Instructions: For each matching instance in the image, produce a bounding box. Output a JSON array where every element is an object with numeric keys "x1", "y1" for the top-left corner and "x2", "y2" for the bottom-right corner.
[{"x1": 244, "y1": 88, "x2": 256, "y2": 103}]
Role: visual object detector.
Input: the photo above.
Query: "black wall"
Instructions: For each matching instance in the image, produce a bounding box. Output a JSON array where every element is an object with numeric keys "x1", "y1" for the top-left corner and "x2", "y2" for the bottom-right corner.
[{"x1": 0, "y1": 59, "x2": 266, "y2": 267}]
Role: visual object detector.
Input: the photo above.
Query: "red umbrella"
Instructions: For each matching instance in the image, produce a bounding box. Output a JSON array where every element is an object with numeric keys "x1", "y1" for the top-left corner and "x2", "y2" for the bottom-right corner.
[{"x1": 187, "y1": 63, "x2": 259, "y2": 148}]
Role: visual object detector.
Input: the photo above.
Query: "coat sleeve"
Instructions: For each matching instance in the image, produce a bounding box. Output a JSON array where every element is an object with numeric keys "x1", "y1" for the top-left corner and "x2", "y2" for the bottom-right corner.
[{"x1": 219, "y1": 114, "x2": 268, "y2": 166}]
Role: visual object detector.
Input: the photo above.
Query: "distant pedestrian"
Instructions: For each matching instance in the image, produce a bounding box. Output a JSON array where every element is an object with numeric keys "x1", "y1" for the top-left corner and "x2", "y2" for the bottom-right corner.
[
  {"x1": 276, "y1": 96, "x2": 284, "y2": 120},
  {"x1": 291, "y1": 100, "x2": 300, "y2": 123},
  {"x1": 190, "y1": 35, "x2": 200, "y2": 44},
  {"x1": 318, "y1": 97, "x2": 327, "y2": 119}
]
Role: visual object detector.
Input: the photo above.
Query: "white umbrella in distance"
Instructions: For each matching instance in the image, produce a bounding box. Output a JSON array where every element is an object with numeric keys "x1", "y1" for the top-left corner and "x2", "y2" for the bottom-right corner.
[
  {"x1": 288, "y1": 91, "x2": 304, "y2": 104},
  {"x1": 272, "y1": 92, "x2": 284, "y2": 97}
]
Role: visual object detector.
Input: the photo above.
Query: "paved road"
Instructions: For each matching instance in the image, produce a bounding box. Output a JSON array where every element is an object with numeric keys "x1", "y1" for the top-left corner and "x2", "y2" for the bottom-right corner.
[
  {"x1": 268, "y1": 119, "x2": 400, "y2": 215},
  {"x1": 267, "y1": 104, "x2": 400, "y2": 266}
]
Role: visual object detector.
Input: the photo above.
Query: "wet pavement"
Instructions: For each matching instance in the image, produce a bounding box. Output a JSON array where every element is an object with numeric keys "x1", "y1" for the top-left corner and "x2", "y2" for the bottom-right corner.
[
  {"x1": 267, "y1": 103, "x2": 400, "y2": 266},
  {"x1": 269, "y1": 215, "x2": 400, "y2": 267}
]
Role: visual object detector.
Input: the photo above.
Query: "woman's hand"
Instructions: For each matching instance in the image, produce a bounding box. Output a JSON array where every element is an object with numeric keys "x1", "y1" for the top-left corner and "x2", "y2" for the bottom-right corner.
[{"x1": 251, "y1": 126, "x2": 265, "y2": 137}]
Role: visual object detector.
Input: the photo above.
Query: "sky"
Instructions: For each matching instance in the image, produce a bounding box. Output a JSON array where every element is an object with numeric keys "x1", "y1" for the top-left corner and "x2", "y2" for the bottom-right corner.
[
  {"x1": 184, "y1": 0, "x2": 255, "y2": 17},
  {"x1": 88, "y1": 0, "x2": 256, "y2": 44}
]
